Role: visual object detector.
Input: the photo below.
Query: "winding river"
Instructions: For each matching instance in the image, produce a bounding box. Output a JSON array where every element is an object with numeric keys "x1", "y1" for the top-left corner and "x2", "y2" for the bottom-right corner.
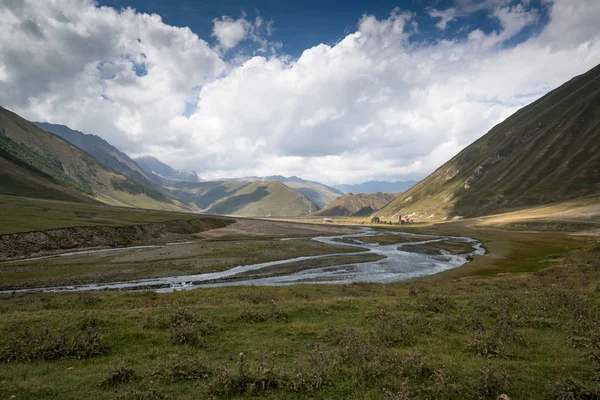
[{"x1": 1, "y1": 228, "x2": 484, "y2": 294}]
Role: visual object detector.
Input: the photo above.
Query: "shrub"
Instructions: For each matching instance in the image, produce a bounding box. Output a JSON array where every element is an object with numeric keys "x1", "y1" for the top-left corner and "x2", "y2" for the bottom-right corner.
[
  {"x1": 477, "y1": 363, "x2": 511, "y2": 399},
  {"x1": 102, "y1": 358, "x2": 136, "y2": 387},
  {"x1": 154, "y1": 309, "x2": 217, "y2": 347},
  {"x1": 0, "y1": 324, "x2": 106, "y2": 362},
  {"x1": 149, "y1": 355, "x2": 211, "y2": 383},
  {"x1": 465, "y1": 330, "x2": 503, "y2": 358}
]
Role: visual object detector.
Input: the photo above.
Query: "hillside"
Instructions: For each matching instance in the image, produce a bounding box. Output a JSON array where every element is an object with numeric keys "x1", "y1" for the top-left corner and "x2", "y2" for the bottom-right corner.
[
  {"x1": 378, "y1": 64, "x2": 600, "y2": 220},
  {"x1": 316, "y1": 192, "x2": 396, "y2": 216},
  {"x1": 0, "y1": 107, "x2": 190, "y2": 211},
  {"x1": 135, "y1": 155, "x2": 201, "y2": 184},
  {"x1": 219, "y1": 175, "x2": 342, "y2": 207},
  {"x1": 169, "y1": 180, "x2": 319, "y2": 217},
  {"x1": 35, "y1": 122, "x2": 156, "y2": 188},
  {"x1": 334, "y1": 180, "x2": 417, "y2": 194}
]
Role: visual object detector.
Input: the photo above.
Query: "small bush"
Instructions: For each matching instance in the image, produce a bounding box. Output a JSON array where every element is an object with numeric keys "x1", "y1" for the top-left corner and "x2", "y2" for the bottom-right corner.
[
  {"x1": 465, "y1": 330, "x2": 503, "y2": 358},
  {"x1": 0, "y1": 325, "x2": 106, "y2": 362},
  {"x1": 548, "y1": 377, "x2": 598, "y2": 400},
  {"x1": 477, "y1": 363, "x2": 511, "y2": 399},
  {"x1": 111, "y1": 387, "x2": 164, "y2": 400},
  {"x1": 237, "y1": 308, "x2": 268, "y2": 323},
  {"x1": 149, "y1": 356, "x2": 211, "y2": 383},
  {"x1": 371, "y1": 309, "x2": 415, "y2": 346},
  {"x1": 237, "y1": 302, "x2": 288, "y2": 323},
  {"x1": 103, "y1": 359, "x2": 136, "y2": 387},
  {"x1": 157, "y1": 309, "x2": 217, "y2": 347},
  {"x1": 417, "y1": 294, "x2": 454, "y2": 313}
]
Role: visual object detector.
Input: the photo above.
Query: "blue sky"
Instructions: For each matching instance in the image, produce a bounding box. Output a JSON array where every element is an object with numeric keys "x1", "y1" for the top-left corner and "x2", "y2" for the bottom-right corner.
[
  {"x1": 98, "y1": 0, "x2": 547, "y2": 56},
  {"x1": 1, "y1": 0, "x2": 599, "y2": 184}
]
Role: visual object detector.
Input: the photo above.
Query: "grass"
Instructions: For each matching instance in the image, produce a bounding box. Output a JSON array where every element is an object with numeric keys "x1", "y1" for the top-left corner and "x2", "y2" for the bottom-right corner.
[
  {"x1": 227, "y1": 252, "x2": 386, "y2": 280},
  {"x1": 399, "y1": 240, "x2": 476, "y2": 255},
  {"x1": 0, "y1": 238, "x2": 363, "y2": 290},
  {"x1": 1, "y1": 197, "x2": 600, "y2": 398},
  {"x1": 0, "y1": 195, "x2": 220, "y2": 234},
  {"x1": 334, "y1": 234, "x2": 433, "y2": 245},
  {"x1": 0, "y1": 242, "x2": 599, "y2": 399}
]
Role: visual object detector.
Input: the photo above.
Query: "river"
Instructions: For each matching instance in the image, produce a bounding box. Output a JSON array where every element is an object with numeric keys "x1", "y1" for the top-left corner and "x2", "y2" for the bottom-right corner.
[{"x1": 1, "y1": 228, "x2": 484, "y2": 294}]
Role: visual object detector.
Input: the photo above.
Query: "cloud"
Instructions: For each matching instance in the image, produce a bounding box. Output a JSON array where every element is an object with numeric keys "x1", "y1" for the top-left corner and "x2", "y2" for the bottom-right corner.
[
  {"x1": 0, "y1": 0, "x2": 599, "y2": 185},
  {"x1": 212, "y1": 14, "x2": 277, "y2": 52},
  {"x1": 212, "y1": 16, "x2": 250, "y2": 49},
  {"x1": 429, "y1": 8, "x2": 457, "y2": 30}
]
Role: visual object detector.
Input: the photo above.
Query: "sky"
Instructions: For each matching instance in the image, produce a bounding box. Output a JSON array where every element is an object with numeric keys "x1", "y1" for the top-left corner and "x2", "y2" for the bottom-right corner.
[{"x1": 0, "y1": 0, "x2": 599, "y2": 184}]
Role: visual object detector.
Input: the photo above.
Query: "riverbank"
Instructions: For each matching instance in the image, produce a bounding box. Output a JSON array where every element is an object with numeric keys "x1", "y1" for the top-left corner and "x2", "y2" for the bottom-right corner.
[
  {"x1": 1, "y1": 241, "x2": 599, "y2": 399},
  {"x1": 1, "y1": 196, "x2": 599, "y2": 398}
]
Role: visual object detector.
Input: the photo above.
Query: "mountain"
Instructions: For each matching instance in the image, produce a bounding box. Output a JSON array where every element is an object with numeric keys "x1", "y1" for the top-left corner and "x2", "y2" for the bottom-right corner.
[
  {"x1": 378, "y1": 64, "x2": 600, "y2": 220},
  {"x1": 168, "y1": 180, "x2": 319, "y2": 217},
  {"x1": 217, "y1": 175, "x2": 342, "y2": 208},
  {"x1": 334, "y1": 180, "x2": 417, "y2": 194},
  {"x1": 315, "y1": 193, "x2": 397, "y2": 216},
  {"x1": 0, "y1": 106, "x2": 191, "y2": 211},
  {"x1": 135, "y1": 156, "x2": 200, "y2": 183},
  {"x1": 34, "y1": 122, "x2": 156, "y2": 188}
]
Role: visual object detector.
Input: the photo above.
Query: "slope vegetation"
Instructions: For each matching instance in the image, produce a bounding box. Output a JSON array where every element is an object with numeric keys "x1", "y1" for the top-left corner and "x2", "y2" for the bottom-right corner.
[
  {"x1": 379, "y1": 64, "x2": 600, "y2": 220},
  {"x1": 219, "y1": 175, "x2": 342, "y2": 208},
  {"x1": 316, "y1": 192, "x2": 396, "y2": 216},
  {"x1": 0, "y1": 107, "x2": 189, "y2": 211},
  {"x1": 35, "y1": 122, "x2": 156, "y2": 188},
  {"x1": 169, "y1": 180, "x2": 319, "y2": 217}
]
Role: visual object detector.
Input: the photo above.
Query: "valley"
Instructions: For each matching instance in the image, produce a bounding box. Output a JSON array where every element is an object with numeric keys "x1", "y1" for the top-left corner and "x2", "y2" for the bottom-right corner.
[
  {"x1": 0, "y1": 27, "x2": 599, "y2": 400},
  {"x1": 0, "y1": 198, "x2": 598, "y2": 398}
]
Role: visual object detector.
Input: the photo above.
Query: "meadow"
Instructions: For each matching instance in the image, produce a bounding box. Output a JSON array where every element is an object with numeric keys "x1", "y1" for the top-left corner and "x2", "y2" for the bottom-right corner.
[{"x1": 0, "y1": 197, "x2": 599, "y2": 399}]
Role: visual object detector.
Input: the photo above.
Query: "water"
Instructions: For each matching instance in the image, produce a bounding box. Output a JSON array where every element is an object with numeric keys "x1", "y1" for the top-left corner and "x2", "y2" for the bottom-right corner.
[{"x1": 1, "y1": 228, "x2": 484, "y2": 294}]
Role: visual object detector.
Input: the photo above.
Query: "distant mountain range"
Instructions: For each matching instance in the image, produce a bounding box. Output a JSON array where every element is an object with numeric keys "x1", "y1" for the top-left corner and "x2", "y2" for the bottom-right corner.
[
  {"x1": 219, "y1": 175, "x2": 342, "y2": 208},
  {"x1": 134, "y1": 156, "x2": 201, "y2": 184},
  {"x1": 169, "y1": 180, "x2": 319, "y2": 217},
  {"x1": 4, "y1": 63, "x2": 598, "y2": 221},
  {"x1": 334, "y1": 181, "x2": 417, "y2": 194},
  {"x1": 0, "y1": 112, "x2": 340, "y2": 217},
  {"x1": 378, "y1": 63, "x2": 600, "y2": 220},
  {"x1": 315, "y1": 192, "x2": 396, "y2": 217}
]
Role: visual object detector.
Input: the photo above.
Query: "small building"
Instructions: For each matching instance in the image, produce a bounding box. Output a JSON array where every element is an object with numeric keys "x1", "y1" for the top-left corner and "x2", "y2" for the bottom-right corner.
[{"x1": 322, "y1": 218, "x2": 334, "y2": 223}]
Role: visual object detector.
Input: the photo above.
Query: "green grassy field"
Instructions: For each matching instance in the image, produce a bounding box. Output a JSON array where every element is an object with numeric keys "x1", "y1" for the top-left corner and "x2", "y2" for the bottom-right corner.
[
  {"x1": 0, "y1": 195, "x2": 209, "y2": 234},
  {"x1": 0, "y1": 243, "x2": 599, "y2": 399},
  {"x1": 1, "y1": 197, "x2": 600, "y2": 399}
]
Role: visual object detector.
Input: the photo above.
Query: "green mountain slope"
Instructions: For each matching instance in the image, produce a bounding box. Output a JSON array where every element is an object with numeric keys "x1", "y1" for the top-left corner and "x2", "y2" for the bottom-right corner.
[
  {"x1": 168, "y1": 180, "x2": 319, "y2": 217},
  {"x1": 316, "y1": 192, "x2": 397, "y2": 216},
  {"x1": 0, "y1": 107, "x2": 190, "y2": 211},
  {"x1": 378, "y1": 64, "x2": 600, "y2": 220},
  {"x1": 34, "y1": 122, "x2": 156, "y2": 188},
  {"x1": 217, "y1": 175, "x2": 342, "y2": 208},
  {"x1": 0, "y1": 156, "x2": 100, "y2": 204}
]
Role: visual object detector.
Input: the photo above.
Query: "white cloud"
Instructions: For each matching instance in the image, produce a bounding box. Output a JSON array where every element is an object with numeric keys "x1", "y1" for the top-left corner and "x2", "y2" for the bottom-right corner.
[
  {"x1": 0, "y1": 0, "x2": 599, "y2": 185},
  {"x1": 212, "y1": 16, "x2": 249, "y2": 49},
  {"x1": 429, "y1": 8, "x2": 457, "y2": 30}
]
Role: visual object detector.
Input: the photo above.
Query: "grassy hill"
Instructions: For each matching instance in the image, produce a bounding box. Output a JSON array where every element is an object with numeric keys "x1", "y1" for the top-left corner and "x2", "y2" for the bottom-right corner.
[
  {"x1": 35, "y1": 122, "x2": 158, "y2": 188},
  {"x1": 0, "y1": 107, "x2": 191, "y2": 211},
  {"x1": 316, "y1": 192, "x2": 397, "y2": 216},
  {"x1": 378, "y1": 63, "x2": 600, "y2": 220},
  {"x1": 169, "y1": 180, "x2": 319, "y2": 217},
  {"x1": 219, "y1": 175, "x2": 342, "y2": 208}
]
